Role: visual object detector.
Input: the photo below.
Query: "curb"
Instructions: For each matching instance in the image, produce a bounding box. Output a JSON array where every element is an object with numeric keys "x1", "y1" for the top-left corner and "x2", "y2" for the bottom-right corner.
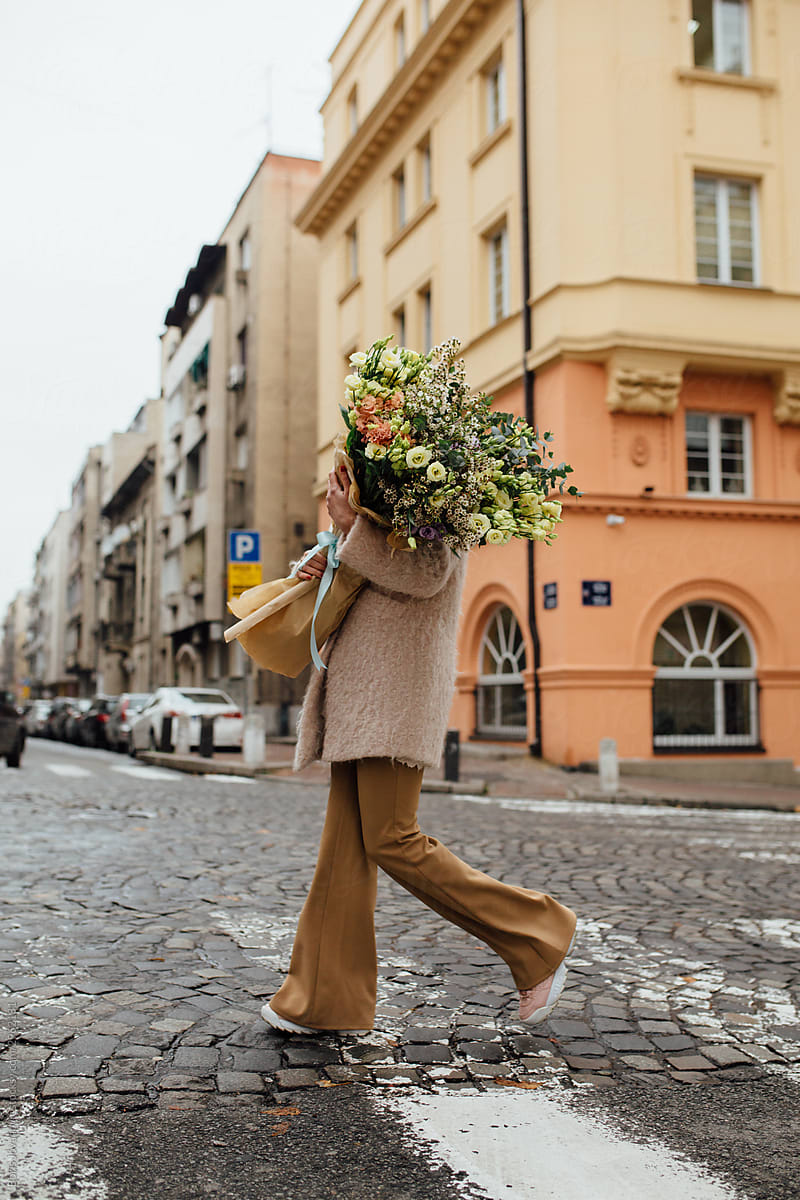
[
  {"x1": 564, "y1": 788, "x2": 800, "y2": 814},
  {"x1": 136, "y1": 751, "x2": 488, "y2": 795}
]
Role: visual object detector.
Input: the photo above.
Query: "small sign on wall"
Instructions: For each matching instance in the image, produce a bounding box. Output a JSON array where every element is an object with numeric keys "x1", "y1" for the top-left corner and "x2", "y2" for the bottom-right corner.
[
  {"x1": 543, "y1": 582, "x2": 558, "y2": 610},
  {"x1": 582, "y1": 580, "x2": 612, "y2": 607}
]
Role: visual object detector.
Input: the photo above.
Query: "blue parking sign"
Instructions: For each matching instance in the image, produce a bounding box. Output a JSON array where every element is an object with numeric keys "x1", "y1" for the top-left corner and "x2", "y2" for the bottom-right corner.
[{"x1": 228, "y1": 530, "x2": 261, "y2": 563}]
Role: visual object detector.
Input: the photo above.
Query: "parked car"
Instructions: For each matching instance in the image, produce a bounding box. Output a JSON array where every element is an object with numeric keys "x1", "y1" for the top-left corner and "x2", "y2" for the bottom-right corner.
[
  {"x1": 45, "y1": 698, "x2": 78, "y2": 740},
  {"x1": 62, "y1": 699, "x2": 92, "y2": 743},
  {"x1": 79, "y1": 695, "x2": 118, "y2": 748},
  {"x1": 0, "y1": 690, "x2": 25, "y2": 767},
  {"x1": 23, "y1": 699, "x2": 52, "y2": 736},
  {"x1": 106, "y1": 693, "x2": 150, "y2": 752},
  {"x1": 129, "y1": 687, "x2": 243, "y2": 754}
]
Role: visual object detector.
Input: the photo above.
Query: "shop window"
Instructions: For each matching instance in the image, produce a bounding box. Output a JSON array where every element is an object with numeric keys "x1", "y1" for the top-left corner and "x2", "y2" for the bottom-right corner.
[
  {"x1": 653, "y1": 602, "x2": 758, "y2": 749},
  {"x1": 477, "y1": 606, "x2": 527, "y2": 737}
]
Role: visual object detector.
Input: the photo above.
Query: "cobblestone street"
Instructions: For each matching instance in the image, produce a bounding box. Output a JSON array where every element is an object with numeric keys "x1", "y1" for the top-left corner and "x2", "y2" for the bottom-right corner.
[{"x1": 1, "y1": 740, "x2": 800, "y2": 1197}]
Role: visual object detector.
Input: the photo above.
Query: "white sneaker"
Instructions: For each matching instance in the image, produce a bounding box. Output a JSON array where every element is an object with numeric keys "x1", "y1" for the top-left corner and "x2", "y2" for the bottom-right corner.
[
  {"x1": 518, "y1": 923, "x2": 577, "y2": 1025},
  {"x1": 260, "y1": 1002, "x2": 317, "y2": 1035}
]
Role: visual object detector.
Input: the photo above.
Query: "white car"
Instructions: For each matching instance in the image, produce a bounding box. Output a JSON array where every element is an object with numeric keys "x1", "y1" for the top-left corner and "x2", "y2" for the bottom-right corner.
[{"x1": 129, "y1": 687, "x2": 243, "y2": 754}]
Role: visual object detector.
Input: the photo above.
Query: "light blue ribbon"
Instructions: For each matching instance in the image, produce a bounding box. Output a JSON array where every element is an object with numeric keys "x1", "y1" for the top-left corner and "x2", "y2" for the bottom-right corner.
[{"x1": 290, "y1": 530, "x2": 340, "y2": 671}]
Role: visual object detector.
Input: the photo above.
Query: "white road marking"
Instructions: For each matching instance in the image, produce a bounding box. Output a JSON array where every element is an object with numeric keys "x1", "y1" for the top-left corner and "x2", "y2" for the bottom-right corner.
[
  {"x1": 452, "y1": 793, "x2": 800, "y2": 822},
  {"x1": 202, "y1": 773, "x2": 256, "y2": 784},
  {"x1": 0, "y1": 1118, "x2": 107, "y2": 1199},
  {"x1": 45, "y1": 763, "x2": 92, "y2": 778},
  {"x1": 382, "y1": 1089, "x2": 734, "y2": 1200},
  {"x1": 111, "y1": 765, "x2": 187, "y2": 781}
]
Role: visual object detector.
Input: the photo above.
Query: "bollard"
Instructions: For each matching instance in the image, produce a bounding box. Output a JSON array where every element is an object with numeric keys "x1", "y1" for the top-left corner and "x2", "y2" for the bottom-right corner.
[
  {"x1": 443, "y1": 729, "x2": 460, "y2": 782},
  {"x1": 598, "y1": 737, "x2": 619, "y2": 794},
  {"x1": 176, "y1": 713, "x2": 192, "y2": 757},
  {"x1": 199, "y1": 715, "x2": 214, "y2": 758},
  {"x1": 159, "y1": 715, "x2": 173, "y2": 753},
  {"x1": 243, "y1": 713, "x2": 267, "y2": 768}
]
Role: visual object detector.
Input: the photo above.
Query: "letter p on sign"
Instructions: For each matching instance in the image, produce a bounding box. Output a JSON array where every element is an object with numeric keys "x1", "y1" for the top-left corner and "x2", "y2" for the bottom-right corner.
[{"x1": 228, "y1": 530, "x2": 261, "y2": 563}]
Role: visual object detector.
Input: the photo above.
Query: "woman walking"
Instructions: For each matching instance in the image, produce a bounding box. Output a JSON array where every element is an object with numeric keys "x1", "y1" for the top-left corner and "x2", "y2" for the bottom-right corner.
[{"x1": 260, "y1": 466, "x2": 577, "y2": 1034}]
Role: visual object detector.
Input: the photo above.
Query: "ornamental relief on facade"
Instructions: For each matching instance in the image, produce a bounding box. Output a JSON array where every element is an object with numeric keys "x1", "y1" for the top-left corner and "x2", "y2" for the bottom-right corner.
[
  {"x1": 774, "y1": 373, "x2": 800, "y2": 427},
  {"x1": 605, "y1": 353, "x2": 686, "y2": 416}
]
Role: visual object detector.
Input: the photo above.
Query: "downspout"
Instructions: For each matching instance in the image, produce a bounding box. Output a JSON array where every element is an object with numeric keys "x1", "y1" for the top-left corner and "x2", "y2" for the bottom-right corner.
[{"x1": 516, "y1": 0, "x2": 542, "y2": 757}]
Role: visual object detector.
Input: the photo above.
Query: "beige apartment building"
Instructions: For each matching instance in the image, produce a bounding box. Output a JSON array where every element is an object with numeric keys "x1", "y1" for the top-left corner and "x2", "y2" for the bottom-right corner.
[
  {"x1": 161, "y1": 151, "x2": 320, "y2": 725},
  {"x1": 299, "y1": 0, "x2": 800, "y2": 772},
  {"x1": 26, "y1": 510, "x2": 70, "y2": 697},
  {"x1": 64, "y1": 446, "x2": 104, "y2": 695},
  {"x1": 1, "y1": 590, "x2": 30, "y2": 701},
  {"x1": 97, "y1": 399, "x2": 163, "y2": 694}
]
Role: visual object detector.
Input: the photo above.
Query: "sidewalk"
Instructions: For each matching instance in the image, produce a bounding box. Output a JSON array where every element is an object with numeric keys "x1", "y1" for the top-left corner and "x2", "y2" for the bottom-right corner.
[{"x1": 138, "y1": 741, "x2": 800, "y2": 813}]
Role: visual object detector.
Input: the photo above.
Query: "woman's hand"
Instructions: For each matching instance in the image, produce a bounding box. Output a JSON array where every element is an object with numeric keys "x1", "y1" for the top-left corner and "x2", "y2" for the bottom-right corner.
[
  {"x1": 297, "y1": 551, "x2": 328, "y2": 581},
  {"x1": 326, "y1": 466, "x2": 356, "y2": 534}
]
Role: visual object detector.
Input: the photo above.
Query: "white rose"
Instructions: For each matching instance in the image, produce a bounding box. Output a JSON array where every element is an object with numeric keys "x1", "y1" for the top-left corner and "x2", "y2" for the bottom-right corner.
[
  {"x1": 495, "y1": 490, "x2": 513, "y2": 510},
  {"x1": 406, "y1": 446, "x2": 433, "y2": 469},
  {"x1": 365, "y1": 443, "x2": 387, "y2": 460},
  {"x1": 470, "y1": 513, "x2": 491, "y2": 537},
  {"x1": 541, "y1": 500, "x2": 562, "y2": 518},
  {"x1": 426, "y1": 461, "x2": 446, "y2": 483},
  {"x1": 430, "y1": 493, "x2": 447, "y2": 509},
  {"x1": 344, "y1": 374, "x2": 361, "y2": 389},
  {"x1": 380, "y1": 348, "x2": 402, "y2": 371},
  {"x1": 349, "y1": 351, "x2": 367, "y2": 367},
  {"x1": 486, "y1": 528, "x2": 509, "y2": 545}
]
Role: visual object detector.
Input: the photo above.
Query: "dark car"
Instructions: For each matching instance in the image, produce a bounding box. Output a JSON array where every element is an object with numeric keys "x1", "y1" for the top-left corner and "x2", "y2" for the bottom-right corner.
[
  {"x1": 45, "y1": 698, "x2": 76, "y2": 740},
  {"x1": 106, "y1": 693, "x2": 150, "y2": 752},
  {"x1": 81, "y1": 695, "x2": 117, "y2": 748},
  {"x1": 63, "y1": 699, "x2": 92, "y2": 743},
  {"x1": 0, "y1": 690, "x2": 25, "y2": 767}
]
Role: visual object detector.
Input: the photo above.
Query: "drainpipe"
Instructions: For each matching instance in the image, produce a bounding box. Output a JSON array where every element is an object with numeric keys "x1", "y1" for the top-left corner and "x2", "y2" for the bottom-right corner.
[{"x1": 517, "y1": 0, "x2": 542, "y2": 757}]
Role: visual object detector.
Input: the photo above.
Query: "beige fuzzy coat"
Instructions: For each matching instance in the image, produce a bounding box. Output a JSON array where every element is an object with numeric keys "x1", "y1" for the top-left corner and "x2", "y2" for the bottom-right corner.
[{"x1": 294, "y1": 516, "x2": 467, "y2": 771}]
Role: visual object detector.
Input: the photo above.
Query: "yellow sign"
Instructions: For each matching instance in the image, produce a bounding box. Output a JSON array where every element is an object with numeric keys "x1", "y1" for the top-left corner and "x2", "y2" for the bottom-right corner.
[{"x1": 228, "y1": 562, "x2": 262, "y2": 599}]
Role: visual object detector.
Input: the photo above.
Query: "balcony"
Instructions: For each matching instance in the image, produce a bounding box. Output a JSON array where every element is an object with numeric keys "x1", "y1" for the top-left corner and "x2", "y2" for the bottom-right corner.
[{"x1": 101, "y1": 620, "x2": 134, "y2": 649}]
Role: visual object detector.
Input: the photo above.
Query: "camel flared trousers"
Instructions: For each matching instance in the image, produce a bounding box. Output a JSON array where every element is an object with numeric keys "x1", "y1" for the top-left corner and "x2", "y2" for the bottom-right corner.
[{"x1": 270, "y1": 758, "x2": 577, "y2": 1031}]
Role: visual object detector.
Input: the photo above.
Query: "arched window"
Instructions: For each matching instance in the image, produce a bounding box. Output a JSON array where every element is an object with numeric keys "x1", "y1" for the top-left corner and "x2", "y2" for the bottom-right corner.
[
  {"x1": 652, "y1": 602, "x2": 758, "y2": 749},
  {"x1": 477, "y1": 606, "x2": 527, "y2": 737}
]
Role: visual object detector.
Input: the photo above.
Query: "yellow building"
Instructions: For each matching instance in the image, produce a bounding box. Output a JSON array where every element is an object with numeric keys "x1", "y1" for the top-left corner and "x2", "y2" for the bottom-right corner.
[{"x1": 299, "y1": 0, "x2": 800, "y2": 776}]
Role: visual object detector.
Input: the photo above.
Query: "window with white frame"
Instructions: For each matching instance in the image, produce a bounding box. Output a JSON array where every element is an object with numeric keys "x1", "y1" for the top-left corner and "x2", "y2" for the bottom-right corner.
[
  {"x1": 653, "y1": 602, "x2": 758, "y2": 749},
  {"x1": 685, "y1": 411, "x2": 751, "y2": 496},
  {"x1": 477, "y1": 606, "x2": 527, "y2": 737},
  {"x1": 346, "y1": 223, "x2": 359, "y2": 280},
  {"x1": 347, "y1": 86, "x2": 358, "y2": 137},
  {"x1": 418, "y1": 136, "x2": 432, "y2": 204},
  {"x1": 394, "y1": 304, "x2": 406, "y2": 347},
  {"x1": 420, "y1": 285, "x2": 432, "y2": 351},
  {"x1": 694, "y1": 175, "x2": 757, "y2": 285},
  {"x1": 485, "y1": 58, "x2": 506, "y2": 135},
  {"x1": 393, "y1": 165, "x2": 407, "y2": 229},
  {"x1": 488, "y1": 225, "x2": 510, "y2": 325},
  {"x1": 690, "y1": 0, "x2": 749, "y2": 75},
  {"x1": 395, "y1": 12, "x2": 406, "y2": 68}
]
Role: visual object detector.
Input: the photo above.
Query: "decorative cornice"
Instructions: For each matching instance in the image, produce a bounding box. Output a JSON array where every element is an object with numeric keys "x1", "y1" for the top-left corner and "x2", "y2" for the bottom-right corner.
[
  {"x1": 561, "y1": 493, "x2": 800, "y2": 522},
  {"x1": 296, "y1": 0, "x2": 495, "y2": 236},
  {"x1": 538, "y1": 666, "x2": 657, "y2": 690},
  {"x1": 774, "y1": 371, "x2": 800, "y2": 426}
]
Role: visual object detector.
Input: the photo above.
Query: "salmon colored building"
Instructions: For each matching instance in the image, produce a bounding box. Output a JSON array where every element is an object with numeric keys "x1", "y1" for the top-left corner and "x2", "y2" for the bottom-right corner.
[{"x1": 298, "y1": 0, "x2": 800, "y2": 777}]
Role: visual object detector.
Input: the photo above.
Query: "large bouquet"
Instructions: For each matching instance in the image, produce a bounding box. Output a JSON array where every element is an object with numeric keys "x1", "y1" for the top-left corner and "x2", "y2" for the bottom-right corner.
[{"x1": 339, "y1": 336, "x2": 578, "y2": 552}]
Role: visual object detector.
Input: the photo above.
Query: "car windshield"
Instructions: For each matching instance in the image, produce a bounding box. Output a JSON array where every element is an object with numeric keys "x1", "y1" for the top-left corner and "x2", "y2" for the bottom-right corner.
[
  {"x1": 177, "y1": 690, "x2": 233, "y2": 706},
  {"x1": 128, "y1": 694, "x2": 150, "y2": 708}
]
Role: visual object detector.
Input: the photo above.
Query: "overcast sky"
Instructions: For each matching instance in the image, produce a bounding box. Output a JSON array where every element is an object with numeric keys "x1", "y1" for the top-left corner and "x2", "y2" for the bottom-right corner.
[{"x1": 0, "y1": 0, "x2": 358, "y2": 615}]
